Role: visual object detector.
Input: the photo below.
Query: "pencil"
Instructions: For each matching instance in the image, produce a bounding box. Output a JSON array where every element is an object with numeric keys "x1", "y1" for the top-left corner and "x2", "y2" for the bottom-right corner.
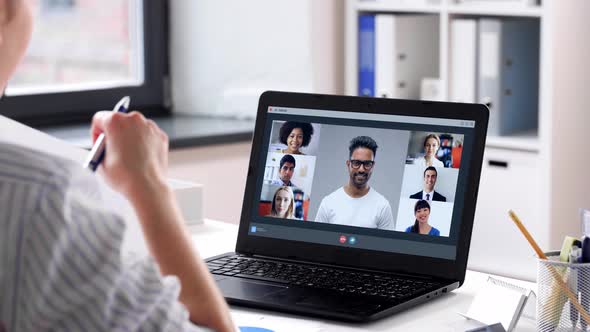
[
  {"x1": 508, "y1": 210, "x2": 547, "y2": 259},
  {"x1": 508, "y1": 210, "x2": 590, "y2": 326}
]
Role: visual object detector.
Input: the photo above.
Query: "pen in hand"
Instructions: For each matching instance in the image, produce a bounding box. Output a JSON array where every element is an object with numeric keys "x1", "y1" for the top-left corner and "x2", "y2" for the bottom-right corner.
[{"x1": 83, "y1": 96, "x2": 131, "y2": 172}]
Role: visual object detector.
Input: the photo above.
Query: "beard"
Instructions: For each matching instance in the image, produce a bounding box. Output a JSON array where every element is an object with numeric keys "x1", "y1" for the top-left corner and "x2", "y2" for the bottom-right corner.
[{"x1": 351, "y1": 171, "x2": 370, "y2": 187}]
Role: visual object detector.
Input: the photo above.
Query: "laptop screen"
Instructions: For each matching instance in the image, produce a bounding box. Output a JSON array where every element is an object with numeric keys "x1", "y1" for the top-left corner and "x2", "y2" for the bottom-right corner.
[{"x1": 247, "y1": 105, "x2": 478, "y2": 261}]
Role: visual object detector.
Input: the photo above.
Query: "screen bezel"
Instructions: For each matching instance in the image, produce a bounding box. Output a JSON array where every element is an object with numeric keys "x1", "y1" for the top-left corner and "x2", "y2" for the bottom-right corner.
[{"x1": 236, "y1": 91, "x2": 489, "y2": 284}]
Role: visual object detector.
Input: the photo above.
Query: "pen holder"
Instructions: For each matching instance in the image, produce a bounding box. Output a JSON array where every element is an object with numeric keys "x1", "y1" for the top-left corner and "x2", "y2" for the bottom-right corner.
[{"x1": 537, "y1": 251, "x2": 590, "y2": 332}]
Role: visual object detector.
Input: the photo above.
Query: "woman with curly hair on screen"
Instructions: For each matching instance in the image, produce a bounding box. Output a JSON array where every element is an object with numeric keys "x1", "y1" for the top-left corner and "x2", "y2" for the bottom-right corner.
[{"x1": 278, "y1": 121, "x2": 314, "y2": 155}]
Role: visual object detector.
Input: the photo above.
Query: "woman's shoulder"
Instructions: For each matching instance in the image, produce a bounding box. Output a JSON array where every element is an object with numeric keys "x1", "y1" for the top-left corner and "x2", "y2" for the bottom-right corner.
[
  {"x1": 404, "y1": 226, "x2": 413, "y2": 232},
  {"x1": 430, "y1": 227, "x2": 440, "y2": 236}
]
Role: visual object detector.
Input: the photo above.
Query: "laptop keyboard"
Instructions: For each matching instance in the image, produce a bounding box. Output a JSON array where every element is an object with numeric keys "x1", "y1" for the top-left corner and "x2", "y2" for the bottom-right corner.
[{"x1": 207, "y1": 255, "x2": 442, "y2": 302}]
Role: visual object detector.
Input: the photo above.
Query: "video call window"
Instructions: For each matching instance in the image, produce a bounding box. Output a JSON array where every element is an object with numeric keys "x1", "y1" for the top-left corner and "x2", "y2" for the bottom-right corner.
[{"x1": 258, "y1": 121, "x2": 464, "y2": 239}]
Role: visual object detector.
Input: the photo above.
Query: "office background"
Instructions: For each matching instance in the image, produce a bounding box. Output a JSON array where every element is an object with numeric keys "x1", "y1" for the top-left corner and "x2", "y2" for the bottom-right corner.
[{"x1": 4, "y1": 0, "x2": 590, "y2": 282}]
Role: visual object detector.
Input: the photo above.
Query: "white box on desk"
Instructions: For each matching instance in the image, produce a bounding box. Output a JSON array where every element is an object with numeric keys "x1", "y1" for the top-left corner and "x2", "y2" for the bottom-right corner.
[{"x1": 168, "y1": 178, "x2": 204, "y2": 225}]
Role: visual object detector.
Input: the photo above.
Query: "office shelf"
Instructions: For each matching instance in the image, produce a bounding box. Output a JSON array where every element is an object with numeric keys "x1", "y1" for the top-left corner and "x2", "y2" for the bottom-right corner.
[
  {"x1": 355, "y1": 2, "x2": 442, "y2": 14},
  {"x1": 345, "y1": 0, "x2": 590, "y2": 281},
  {"x1": 447, "y1": 4, "x2": 542, "y2": 17},
  {"x1": 486, "y1": 130, "x2": 539, "y2": 152}
]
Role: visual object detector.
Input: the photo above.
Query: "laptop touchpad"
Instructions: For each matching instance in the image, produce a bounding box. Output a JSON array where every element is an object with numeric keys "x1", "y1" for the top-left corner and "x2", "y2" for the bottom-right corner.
[
  {"x1": 296, "y1": 294, "x2": 382, "y2": 314},
  {"x1": 218, "y1": 278, "x2": 288, "y2": 300}
]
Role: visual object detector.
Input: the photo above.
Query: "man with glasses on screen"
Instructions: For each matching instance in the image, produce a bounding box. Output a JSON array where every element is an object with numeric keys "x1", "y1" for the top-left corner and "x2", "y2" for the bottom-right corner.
[
  {"x1": 315, "y1": 136, "x2": 394, "y2": 230},
  {"x1": 0, "y1": 1, "x2": 234, "y2": 331}
]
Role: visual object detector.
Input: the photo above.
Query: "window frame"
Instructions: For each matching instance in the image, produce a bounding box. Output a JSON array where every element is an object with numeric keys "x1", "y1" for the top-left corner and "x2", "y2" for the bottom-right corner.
[{"x1": 0, "y1": 0, "x2": 169, "y2": 127}]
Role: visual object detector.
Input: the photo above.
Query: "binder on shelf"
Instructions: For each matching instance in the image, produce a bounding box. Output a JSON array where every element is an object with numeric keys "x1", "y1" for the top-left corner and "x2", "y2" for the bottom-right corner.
[
  {"x1": 477, "y1": 18, "x2": 539, "y2": 136},
  {"x1": 375, "y1": 14, "x2": 395, "y2": 98},
  {"x1": 450, "y1": 19, "x2": 478, "y2": 103},
  {"x1": 456, "y1": 0, "x2": 539, "y2": 7},
  {"x1": 358, "y1": 14, "x2": 375, "y2": 97},
  {"x1": 359, "y1": 14, "x2": 439, "y2": 99},
  {"x1": 393, "y1": 15, "x2": 439, "y2": 99}
]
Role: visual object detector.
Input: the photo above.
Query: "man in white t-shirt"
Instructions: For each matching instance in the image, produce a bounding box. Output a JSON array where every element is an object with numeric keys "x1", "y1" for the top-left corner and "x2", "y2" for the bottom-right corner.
[{"x1": 315, "y1": 136, "x2": 395, "y2": 230}]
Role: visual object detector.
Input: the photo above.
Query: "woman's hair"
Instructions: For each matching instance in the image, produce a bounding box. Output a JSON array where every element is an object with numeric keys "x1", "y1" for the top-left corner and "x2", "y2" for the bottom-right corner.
[
  {"x1": 410, "y1": 199, "x2": 431, "y2": 233},
  {"x1": 270, "y1": 186, "x2": 295, "y2": 218},
  {"x1": 279, "y1": 122, "x2": 314, "y2": 147},
  {"x1": 423, "y1": 134, "x2": 441, "y2": 149}
]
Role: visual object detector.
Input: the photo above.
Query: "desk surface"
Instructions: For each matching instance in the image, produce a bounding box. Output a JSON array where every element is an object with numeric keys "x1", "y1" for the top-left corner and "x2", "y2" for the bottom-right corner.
[{"x1": 188, "y1": 220, "x2": 537, "y2": 332}]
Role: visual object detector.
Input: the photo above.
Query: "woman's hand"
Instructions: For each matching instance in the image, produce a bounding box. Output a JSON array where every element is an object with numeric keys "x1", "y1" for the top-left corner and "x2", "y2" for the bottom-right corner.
[{"x1": 90, "y1": 111, "x2": 169, "y2": 201}]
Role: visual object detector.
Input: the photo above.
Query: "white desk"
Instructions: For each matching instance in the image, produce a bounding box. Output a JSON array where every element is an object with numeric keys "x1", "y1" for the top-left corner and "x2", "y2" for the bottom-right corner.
[{"x1": 189, "y1": 220, "x2": 537, "y2": 332}]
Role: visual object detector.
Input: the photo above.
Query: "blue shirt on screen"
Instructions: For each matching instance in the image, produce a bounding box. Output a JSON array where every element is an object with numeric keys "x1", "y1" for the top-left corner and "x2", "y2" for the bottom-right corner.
[{"x1": 404, "y1": 225, "x2": 440, "y2": 236}]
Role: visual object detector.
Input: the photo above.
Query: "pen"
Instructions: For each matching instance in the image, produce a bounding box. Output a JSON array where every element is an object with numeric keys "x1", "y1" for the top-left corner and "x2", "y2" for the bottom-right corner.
[
  {"x1": 508, "y1": 210, "x2": 590, "y2": 327},
  {"x1": 581, "y1": 209, "x2": 590, "y2": 331},
  {"x1": 581, "y1": 236, "x2": 590, "y2": 331},
  {"x1": 569, "y1": 246, "x2": 581, "y2": 330},
  {"x1": 83, "y1": 96, "x2": 130, "y2": 172}
]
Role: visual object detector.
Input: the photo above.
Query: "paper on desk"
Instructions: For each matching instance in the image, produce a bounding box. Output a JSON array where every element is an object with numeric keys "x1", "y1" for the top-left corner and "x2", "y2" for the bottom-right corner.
[{"x1": 460, "y1": 282, "x2": 526, "y2": 331}]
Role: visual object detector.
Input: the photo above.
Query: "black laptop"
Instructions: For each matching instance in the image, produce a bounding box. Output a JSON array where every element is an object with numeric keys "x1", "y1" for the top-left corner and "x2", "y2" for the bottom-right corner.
[{"x1": 206, "y1": 91, "x2": 488, "y2": 322}]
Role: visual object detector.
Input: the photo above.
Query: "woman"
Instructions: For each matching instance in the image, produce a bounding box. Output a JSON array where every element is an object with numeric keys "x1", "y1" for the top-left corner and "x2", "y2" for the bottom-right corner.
[
  {"x1": 278, "y1": 121, "x2": 314, "y2": 155},
  {"x1": 0, "y1": 1, "x2": 234, "y2": 330},
  {"x1": 269, "y1": 186, "x2": 295, "y2": 219},
  {"x1": 415, "y1": 134, "x2": 444, "y2": 168},
  {"x1": 405, "y1": 200, "x2": 440, "y2": 236}
]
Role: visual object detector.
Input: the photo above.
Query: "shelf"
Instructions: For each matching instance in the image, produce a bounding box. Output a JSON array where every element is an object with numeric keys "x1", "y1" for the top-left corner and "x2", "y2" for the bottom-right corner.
[
  {"x1": 354, "y1": 1, "x2": 543, "y2": 17},
  {"x1": 447, "y1": 4, "x2": 543, "y2": 17},
  {"x1": 485, "y1": 131, "x2": 539, "y2": 152},
  {"x1": 356, "y1": 1, "x2": 442, "y2": 14}
]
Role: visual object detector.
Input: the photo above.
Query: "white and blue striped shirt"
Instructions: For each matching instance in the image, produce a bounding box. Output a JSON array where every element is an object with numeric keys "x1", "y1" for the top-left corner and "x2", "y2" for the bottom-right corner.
[{"x1": 0, "y1": 143, "x2": 206, "y2": 331}]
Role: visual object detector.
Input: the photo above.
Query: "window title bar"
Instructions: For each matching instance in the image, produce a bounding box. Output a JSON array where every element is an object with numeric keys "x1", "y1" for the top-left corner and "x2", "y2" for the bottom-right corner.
[{"x1": 268, "y1": 106, "x2": 475, "y2": 128}]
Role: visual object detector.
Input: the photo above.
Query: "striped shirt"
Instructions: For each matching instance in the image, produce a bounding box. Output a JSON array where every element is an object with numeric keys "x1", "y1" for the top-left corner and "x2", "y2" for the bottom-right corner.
[{"x1": 0, "y1": 143, "x2": 207, "y2": 331}]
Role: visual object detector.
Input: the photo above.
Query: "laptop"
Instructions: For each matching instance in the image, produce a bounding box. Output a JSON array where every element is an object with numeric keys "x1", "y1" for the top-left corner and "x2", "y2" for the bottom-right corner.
[{"x1": 206, "y1": 91, "x2": 489, "y2": 322}]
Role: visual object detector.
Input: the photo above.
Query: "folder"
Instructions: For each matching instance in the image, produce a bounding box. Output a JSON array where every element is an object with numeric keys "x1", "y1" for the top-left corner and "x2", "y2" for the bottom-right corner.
[
  {"x1": 477, "y1": 18, "x2": 539, "y2": 136},
  {"x1": 358, "y1": 14, "x2": 375, "y2": 97},
  {"x1": 361, "y1": 14, "x2": 438, "y2": 99},
  {"x1": 450, "y1": 19, "x2": 478, "y2": 103},
  {"x1": 393, "y1": 15, "x2": 439, "y2": 99},
  {"x1": 375, "y1": 14, "x2": 395, "y2": 98}
]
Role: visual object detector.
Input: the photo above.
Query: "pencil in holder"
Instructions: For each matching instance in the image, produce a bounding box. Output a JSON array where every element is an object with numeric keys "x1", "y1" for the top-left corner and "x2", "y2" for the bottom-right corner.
[{"x1": 537, "y1": 251, "x2": 590, "y2": 332}]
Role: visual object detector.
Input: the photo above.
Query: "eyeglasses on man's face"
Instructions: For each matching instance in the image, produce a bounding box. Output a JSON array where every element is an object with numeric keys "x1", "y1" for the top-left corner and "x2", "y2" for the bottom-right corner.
[{"x1": 349, "y1": 159, "x2": 374, "y2": 169}]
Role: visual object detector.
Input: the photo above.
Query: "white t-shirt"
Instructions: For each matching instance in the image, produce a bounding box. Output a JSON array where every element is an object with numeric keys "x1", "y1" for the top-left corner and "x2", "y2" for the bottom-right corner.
[
  {"x1": 314, "y1": 187, "x2": 395, "y2": 230},
  {"x1": 414, "y1": 156, "x2": 444, "y2": 168}
]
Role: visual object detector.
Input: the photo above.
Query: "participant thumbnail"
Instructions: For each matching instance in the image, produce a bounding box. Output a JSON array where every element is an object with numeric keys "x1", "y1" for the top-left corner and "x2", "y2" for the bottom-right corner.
[
  {"x1": 260, "y1": 152, "x2": 316, "y2": 220},
  {"x1": 308, "y1": 125, "x2": 411, "y2": 231},
  {"x1": 406, "y1": 132, "x2": 464, "y2": 169},
  {"x1": 268, "y1": 121, "x2": 322, "y2": 156},
  {"x1": 395, "y1": 198, "x2": 453, "y2": 237},
  {"x1": 400, "y1": 165, "x2": 459, "y2": 203}
]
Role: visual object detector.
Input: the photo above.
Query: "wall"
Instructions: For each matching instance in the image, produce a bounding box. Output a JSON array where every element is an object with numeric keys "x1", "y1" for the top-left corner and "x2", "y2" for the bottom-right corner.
[
  {"x1": 169, "y1": 0, "x2": 345, "y2": 118},
  {"x1": 168, "y1": 142, "x2": 251, "y2": 224},
  {"x1": 167, "y1": 1, "x2": 345, "y2": 223}
]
